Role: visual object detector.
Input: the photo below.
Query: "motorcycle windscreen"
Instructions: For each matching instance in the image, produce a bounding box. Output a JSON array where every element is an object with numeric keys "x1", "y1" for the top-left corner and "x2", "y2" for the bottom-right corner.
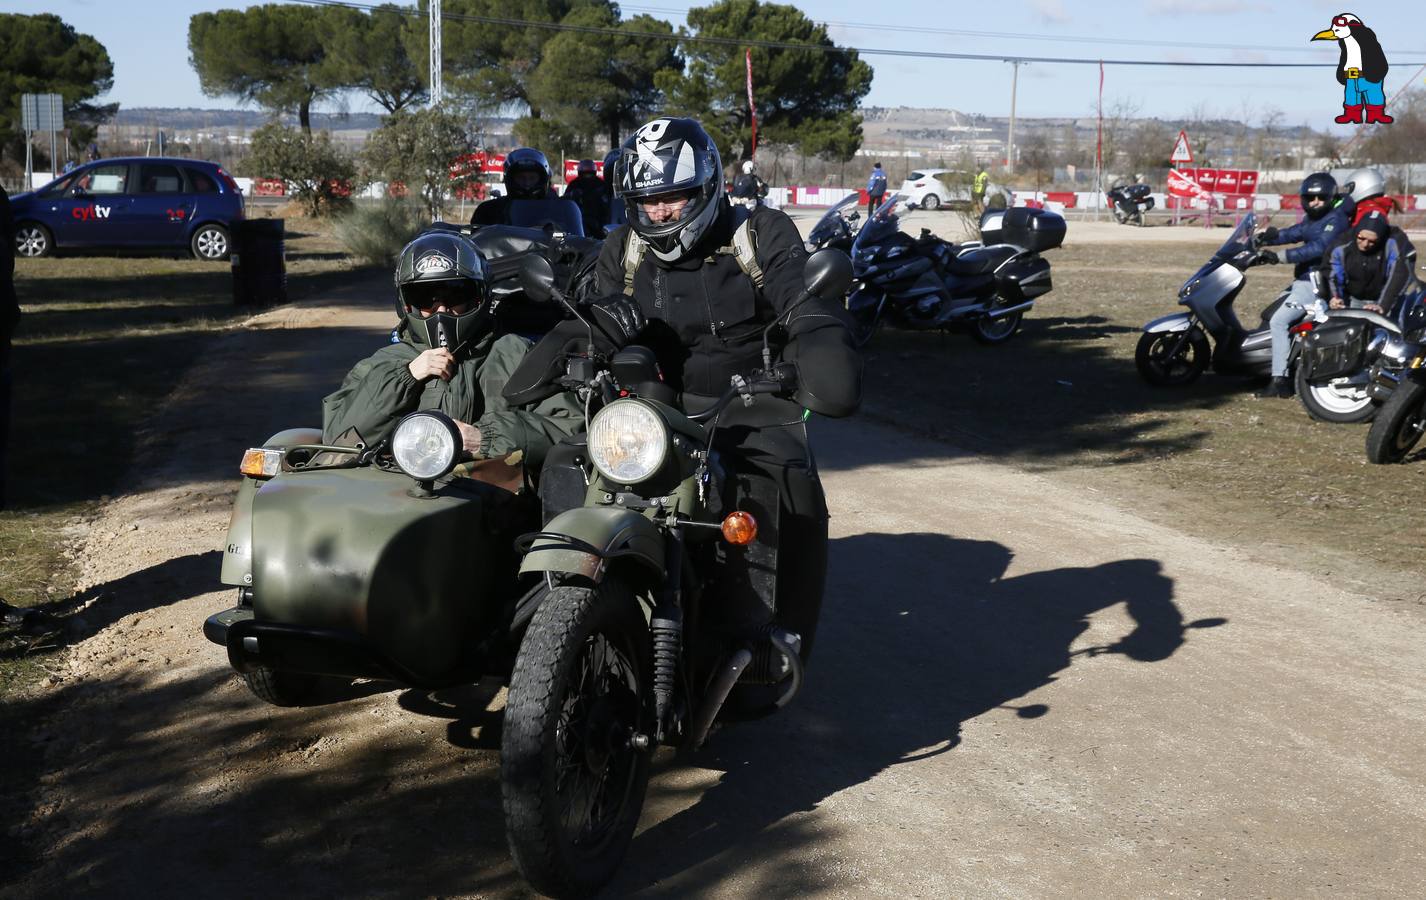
[
  {"x1": 807, "y1": 194, "x2": 860, "y2": 246},
  {"x1": 852, "y1": 193, "x2": 907, "y2": 255},
  {"x1": 507, "y1": 198, "x2": 586, "y2": 237},
  {"x1": 249, "y1": 467, "x2": 525, "y2": 681},
  {"x1": 1213, "y1": 213, "x2": 1256, "y2": 262}
]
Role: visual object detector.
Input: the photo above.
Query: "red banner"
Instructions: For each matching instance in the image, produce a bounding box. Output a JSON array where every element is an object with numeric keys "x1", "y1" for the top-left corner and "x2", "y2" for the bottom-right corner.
[
  {"x1": 1167, "y1": 168, "x2": 1211, "y2": 200},
  {"x1": 746, "y1": 49, "x2": 757, "y2": 159}
]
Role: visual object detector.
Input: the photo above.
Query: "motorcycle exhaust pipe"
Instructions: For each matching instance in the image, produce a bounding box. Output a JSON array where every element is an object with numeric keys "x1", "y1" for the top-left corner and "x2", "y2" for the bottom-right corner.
[
  {"x1": 683, "y1": 647, "x2": 753, "y2": 753},
  {"x1": 985, "y1": 300, "x2": 1035, "y2": 320}
]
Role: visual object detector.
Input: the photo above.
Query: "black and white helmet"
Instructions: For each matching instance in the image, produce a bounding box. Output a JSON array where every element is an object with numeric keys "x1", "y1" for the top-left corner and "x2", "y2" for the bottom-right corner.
[{"x1": 614, "y1": 117, "x2": 725, "y2": 263}]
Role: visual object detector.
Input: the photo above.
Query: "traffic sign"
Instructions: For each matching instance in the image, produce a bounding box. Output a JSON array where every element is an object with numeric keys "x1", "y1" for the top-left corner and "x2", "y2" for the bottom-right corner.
[
  {"x1": 20, "y1": 93, "x2": 64, "y2": 132},
  {"x1": 1170, "y1": 130, "x2": 1193, "y2": 164}
]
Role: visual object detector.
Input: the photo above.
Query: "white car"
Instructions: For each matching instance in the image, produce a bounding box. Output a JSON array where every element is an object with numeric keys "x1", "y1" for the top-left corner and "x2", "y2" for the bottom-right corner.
[{"x1": 898, "y1": 168, "x2": 1010, "y2": 210}]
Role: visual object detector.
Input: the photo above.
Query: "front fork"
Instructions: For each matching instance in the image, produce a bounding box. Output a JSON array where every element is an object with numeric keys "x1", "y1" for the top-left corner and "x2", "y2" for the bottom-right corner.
[
  {"x1": 649, "y1": 526, "x2": 685, "y2": 743},
  {"x1": 1162, "y1": 316, "x2": 1201, "y2": 360}
]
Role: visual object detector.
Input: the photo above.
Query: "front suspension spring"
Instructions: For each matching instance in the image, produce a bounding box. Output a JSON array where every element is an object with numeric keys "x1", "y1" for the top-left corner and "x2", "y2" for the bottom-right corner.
[{"x1": 650, "y1": 605, "x2": 683, "y2": 732}]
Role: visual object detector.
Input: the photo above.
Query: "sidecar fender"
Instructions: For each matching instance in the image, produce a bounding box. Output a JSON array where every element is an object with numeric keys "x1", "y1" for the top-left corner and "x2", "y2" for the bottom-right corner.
[
  {"x1": 219, "y1": 427, "x2": 323, "y2": 588},
  {"x1": 520, "y1": 507, "x2": 664, "y2": 582}
]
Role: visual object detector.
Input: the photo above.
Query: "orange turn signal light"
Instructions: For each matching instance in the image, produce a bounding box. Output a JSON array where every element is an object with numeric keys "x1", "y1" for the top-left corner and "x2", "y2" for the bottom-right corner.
[
  {"x1": 721, "y1": 511, "x2": 758, "y2": 545},
  {"x1": 240, "y1": 448, "x2": 282, "y2": 478}
]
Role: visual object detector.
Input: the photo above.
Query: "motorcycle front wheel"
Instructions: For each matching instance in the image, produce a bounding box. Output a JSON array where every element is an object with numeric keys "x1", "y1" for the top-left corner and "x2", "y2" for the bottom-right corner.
[
  {"x1": 502, "y1": 581, "x2": 653, "y2": 898},
  {"x1": 1365, "y1": 379, "x2": 1426, "y2": 463},
  {"x1": 1135, "y1": 329, "x2": 1211, "y2": 386},
  {"x1": 1294, "y1": 367, "x2": 1376, "y2": 424},
  {"x1": 972, "y1": 310, "x2": 1023, "y2": 345}
]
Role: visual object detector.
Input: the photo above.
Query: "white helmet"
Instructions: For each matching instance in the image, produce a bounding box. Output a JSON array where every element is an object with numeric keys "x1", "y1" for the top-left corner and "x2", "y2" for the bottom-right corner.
[
  {"x1": 742, "y1": 160, "x2": 756, "y2": 175},
  {"x1": 1345, "y1": 167, "x2": 1386, "y2": 203}
]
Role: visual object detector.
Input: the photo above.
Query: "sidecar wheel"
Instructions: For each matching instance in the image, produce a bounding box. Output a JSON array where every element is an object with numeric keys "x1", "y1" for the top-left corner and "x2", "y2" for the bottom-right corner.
[
  {"x1": 241, "y1": 665, "x2": 321, "y2": 707},
  {"x1": 1295, "y1": 365, "x2": 1376, "y2": 424},
  {"x1": 502, "y1": 582, "x2": 653, "y2": 898}
]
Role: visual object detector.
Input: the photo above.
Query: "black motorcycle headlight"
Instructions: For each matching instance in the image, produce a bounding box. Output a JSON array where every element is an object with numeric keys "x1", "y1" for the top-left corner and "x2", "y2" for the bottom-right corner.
[{"x1": 391, "y1": 412, "x2": 461, "y2": 481}]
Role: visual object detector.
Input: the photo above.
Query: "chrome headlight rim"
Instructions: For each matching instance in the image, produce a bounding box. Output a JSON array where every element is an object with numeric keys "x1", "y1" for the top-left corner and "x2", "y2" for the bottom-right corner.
[
  {"x1": 587, "y1": 399, "x2": 670, "y2": 485},
  {"x1": 391, "y1": 411, "x2": 461, "y2": 482}
]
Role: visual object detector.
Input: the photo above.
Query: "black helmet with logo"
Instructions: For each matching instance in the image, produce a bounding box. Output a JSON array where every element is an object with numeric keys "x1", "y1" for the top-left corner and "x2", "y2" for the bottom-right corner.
[
  {"x1": 1299, "y1": 172, "x2": 1337, "y2": 220},
  {"x1": 393, "y1": 231, "x2": 493, "y2": 351},
  {"x1": 503, "y1": 147, "x2": 552, "y2": 200},
  {"x1": 613, "y1": 117, "x2": 726, "y2": 263}
]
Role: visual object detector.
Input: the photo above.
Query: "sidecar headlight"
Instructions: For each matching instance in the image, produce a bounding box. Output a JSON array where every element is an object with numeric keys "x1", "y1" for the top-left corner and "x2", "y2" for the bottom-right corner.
[
  {"x1": 391, "y1": 412, "x2": 460, "y2": 481},
  {"x1": 588, "y1": 400, "x2": 668, "y2": 484}
]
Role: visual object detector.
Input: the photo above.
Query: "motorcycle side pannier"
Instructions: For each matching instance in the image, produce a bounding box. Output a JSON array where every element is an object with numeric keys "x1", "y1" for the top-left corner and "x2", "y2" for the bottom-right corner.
[
  {"x1": 996, "y1": 256, "x2": 1053, "y2": 301},
  {"x1": 1301, "y1": 319, "x2": 1369, "y2": 380},
  {"x1": 979, "y1": 207, "x2": 1067, "y2": 252}
]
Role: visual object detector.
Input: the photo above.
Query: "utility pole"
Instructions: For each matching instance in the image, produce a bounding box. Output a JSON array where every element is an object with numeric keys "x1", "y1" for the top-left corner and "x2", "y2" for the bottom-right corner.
[
  {"x1": 1006, "y1": 60, "x2": 1021, "y2": 176},
  {"x1": 429, "y1": 0, "x2": 443, "y2": 105}
]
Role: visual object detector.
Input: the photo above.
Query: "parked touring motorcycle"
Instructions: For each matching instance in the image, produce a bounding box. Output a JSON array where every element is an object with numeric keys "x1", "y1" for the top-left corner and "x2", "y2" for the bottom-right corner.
[
  {"x1": 205, "y1": 205, "x2": 599, "y2": 705},
  {"x1": 1107, "y1": 182, "x2": 1154, "y2": 226},
  {"x1": 805, "y1": 193, "x2": 862, "y2": 254},
  {"x1": 496, "y1": 250, "x2": 855, "y2": 897},
  {"x1": 845, "y1": 193, "x2": 1066, "y2": 346}
]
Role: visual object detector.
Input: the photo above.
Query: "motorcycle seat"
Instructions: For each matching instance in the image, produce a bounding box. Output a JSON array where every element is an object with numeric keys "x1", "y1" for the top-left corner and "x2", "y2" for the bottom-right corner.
[{"x1": 945, "y1": 245, "x2": 1017, "y2": 276}]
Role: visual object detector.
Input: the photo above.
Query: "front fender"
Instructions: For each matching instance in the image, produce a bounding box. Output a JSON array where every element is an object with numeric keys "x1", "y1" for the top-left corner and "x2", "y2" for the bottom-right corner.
[
  {"x1": 1144, "y1": 313, "x2": 1194, "y2": 334},
  {"x1": 519, "y1": 507, "x2": 665, "y2": 581}
]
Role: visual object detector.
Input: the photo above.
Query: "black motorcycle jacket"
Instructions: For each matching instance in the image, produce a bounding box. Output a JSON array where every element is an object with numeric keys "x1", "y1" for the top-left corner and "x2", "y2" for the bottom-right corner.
[
  {"x1": 595, "y1": 201, "x2": 862, "y2": 416},
  {"x1": 562, "y1": 175, "x2": 610, "y2": 236}
]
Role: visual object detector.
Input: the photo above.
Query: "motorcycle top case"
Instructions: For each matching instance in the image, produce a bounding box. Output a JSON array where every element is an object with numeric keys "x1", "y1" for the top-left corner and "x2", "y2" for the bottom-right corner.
[
  {"x1": 979, "y1": 207, "x2": 1067, "y2": 252},
  {"x1": 1301, "y1": 318, "x2": 1369, "y2": 380}
]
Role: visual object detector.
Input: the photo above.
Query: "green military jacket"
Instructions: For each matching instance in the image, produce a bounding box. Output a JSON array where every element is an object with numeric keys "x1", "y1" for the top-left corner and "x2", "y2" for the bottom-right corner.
[{"x1": 322, "y1": 331, "x2": 581, "y2": 469}]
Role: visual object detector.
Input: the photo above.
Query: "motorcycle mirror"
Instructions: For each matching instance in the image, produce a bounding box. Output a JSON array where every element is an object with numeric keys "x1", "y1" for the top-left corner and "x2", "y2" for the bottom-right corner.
[
  {"x1": 802, "y1": 248, "x2": 854, "y2": 301},
  {"x1": 518, "y1": 254, "x2": 557, "y2": 304}
]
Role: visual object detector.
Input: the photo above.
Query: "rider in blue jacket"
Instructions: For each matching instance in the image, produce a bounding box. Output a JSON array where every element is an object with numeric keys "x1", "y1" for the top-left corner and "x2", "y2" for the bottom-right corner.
[{"x1": 1252, "y1": 172, "x2": 1352, "y2": 398}]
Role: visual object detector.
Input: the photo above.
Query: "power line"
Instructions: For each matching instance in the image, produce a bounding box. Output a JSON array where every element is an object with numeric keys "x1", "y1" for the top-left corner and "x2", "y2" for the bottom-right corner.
[
  {"x1": 293, "y1": 0, "x2": 1426, "y2": 68},
  {"x1": 617, "y1": 3, "x2": 1417, "y2": 57}
]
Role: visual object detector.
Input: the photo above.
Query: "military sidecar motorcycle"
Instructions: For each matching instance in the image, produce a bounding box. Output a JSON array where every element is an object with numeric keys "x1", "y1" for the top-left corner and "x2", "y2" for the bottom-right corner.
[{"x1": 205, "y1": 211, "x2": 594, "y2": 704}]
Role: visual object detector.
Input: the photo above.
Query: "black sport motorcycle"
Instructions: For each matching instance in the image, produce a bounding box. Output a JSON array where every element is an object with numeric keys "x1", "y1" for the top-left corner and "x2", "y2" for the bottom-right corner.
[
  {"x1": 1107, "y1": 183, "x2": 1154, "y2": 226},
  {"x1": 845, "y1": 193, "x2": 1066, "y2": 346}
]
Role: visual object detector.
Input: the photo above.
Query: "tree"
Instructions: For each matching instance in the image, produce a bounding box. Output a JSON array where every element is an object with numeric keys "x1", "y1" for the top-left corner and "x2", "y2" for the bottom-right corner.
[
  {"x1": 1358, "y1": 88, "x2": 1426, "y2": 164},
  {"x1": 361, "y1": 106, "x2": 479, "y2": 220},
  {"x1": 243, "y1": 122, "x2": 359, "y2": 216},
  {"x1": 408, "y1": 0, "x2": 592, "y2": 118},
  {"x1": 0, "y1": 13, "x2": 116, "y2": 166},
  {"x1": 188, "y1": 5, "x2": 346, "y2": 133},
  {"x1": 657, "y1": 0, "x2": 872, "y2": 162},
  {"x1": 1020, "y1": 131, "x2": 1053, "y2": 193},
  {"x1": 525, "y1": 8, "x2": 681, "y2": 150},
  {"x1": 322, "y1": 4, "x2": 427, "y2": 114},
  {"x1": 1125, "y1": 118, "x2": 1174, "y2": 177}
]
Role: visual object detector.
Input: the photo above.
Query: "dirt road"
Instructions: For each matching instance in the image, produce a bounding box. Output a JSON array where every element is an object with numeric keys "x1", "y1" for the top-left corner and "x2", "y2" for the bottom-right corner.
[{"x1": 6, "y1": 276, "x2": 1424, "y2": 898}]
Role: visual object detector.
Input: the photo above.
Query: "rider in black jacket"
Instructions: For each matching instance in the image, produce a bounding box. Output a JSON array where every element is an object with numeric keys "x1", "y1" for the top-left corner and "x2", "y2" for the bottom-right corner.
[
  {"x1": 513, "y1": 117, "x2": 861, "y2": 664},
  {"x1": 471, "y1": 147, "x2": 558, "y2": 227}
]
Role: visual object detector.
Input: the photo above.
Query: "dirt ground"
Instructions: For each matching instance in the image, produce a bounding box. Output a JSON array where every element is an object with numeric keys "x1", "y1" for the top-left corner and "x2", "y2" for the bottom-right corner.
[{"x1": 4, "y1": 217, "x2": 1426, "y2": 897}]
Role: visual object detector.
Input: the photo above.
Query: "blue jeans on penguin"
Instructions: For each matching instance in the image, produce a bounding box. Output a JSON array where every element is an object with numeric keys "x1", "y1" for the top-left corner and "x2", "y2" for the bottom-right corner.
[
  {"x1": 1268, "y1": 279, "x2": 1322, "y2": 377},
  {"x1": 1345, "y1": 78, "x2": 1386, "y2": 106}
]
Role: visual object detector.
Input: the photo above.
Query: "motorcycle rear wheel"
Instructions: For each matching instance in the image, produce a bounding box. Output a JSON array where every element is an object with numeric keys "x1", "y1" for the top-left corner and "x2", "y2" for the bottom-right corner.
[
  {"x1": 1294, "y1": 366, "x2": 1376, "y2": 424},
  {"x1": 972, "y1": 310, "x2": 1022, "y2": 344},
  {"x1": 1365, "y1": 379, "x2": 1426, "y2": 463},
  {"x1": 1135, "y1": 329, "x2": 1210, "y2": 386},
  {"x1": 502, "y1": 581, "x2": 653, "y2": 899}
]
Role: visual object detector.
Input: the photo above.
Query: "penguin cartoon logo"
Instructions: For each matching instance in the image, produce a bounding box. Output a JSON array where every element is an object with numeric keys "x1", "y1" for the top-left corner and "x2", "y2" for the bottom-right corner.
[{"x1": 1312, "y1": 13, "x2": 1392, "y2": 125}]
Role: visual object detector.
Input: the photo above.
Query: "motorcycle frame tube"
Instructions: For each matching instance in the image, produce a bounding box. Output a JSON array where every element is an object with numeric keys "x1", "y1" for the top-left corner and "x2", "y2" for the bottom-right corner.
[{"x1": 518, "y1": 506, "x2": 666, "y2": 583}]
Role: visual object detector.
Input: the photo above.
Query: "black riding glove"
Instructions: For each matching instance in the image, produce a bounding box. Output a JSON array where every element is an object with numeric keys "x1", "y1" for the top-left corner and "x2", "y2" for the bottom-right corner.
[
  {"x1": 585, "y1": 294, "x2": 647, "y2": 347},
  {"x1": 1251, "y1": 249, "x2": 1279, "y2": 267},
  {"x1": 1256, "y1": 226, "x2": 1279, "y2": 247}
]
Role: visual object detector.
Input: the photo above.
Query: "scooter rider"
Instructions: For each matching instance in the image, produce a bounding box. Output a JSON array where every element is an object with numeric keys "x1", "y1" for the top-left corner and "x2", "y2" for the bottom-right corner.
[
  {"x1": 323, "y1": 231, "x2": 581, "y2": 467},
  {"x1": 593, "y1": 116, "x2": 862, "y2": 659},
  {"x1": 1251, "y1": 172, "x2": 1351, "y2": 398},
  {"x1": 470, "y1": 147, "x2": 558, "y2": 227},
  {"x1": 1326, "y1": 213, "x2": 1407, "y2": 315}
]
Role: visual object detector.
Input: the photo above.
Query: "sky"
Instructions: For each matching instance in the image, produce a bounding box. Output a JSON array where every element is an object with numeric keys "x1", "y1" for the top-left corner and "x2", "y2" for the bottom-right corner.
[{"x1": 10, "y1": 0, "x2": 1426, "y2": 135}]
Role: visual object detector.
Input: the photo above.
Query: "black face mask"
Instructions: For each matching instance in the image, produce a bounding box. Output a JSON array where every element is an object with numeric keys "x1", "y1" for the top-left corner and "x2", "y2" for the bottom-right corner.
[{"x1": 408, "y1": 305, "x2": 494, "y2": 355}]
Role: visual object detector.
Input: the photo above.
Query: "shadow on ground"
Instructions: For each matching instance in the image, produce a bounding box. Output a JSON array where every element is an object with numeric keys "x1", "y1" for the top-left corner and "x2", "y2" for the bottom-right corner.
[{"x1": 4, "y1": 530, "x2": 1221, "y2": 898}]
